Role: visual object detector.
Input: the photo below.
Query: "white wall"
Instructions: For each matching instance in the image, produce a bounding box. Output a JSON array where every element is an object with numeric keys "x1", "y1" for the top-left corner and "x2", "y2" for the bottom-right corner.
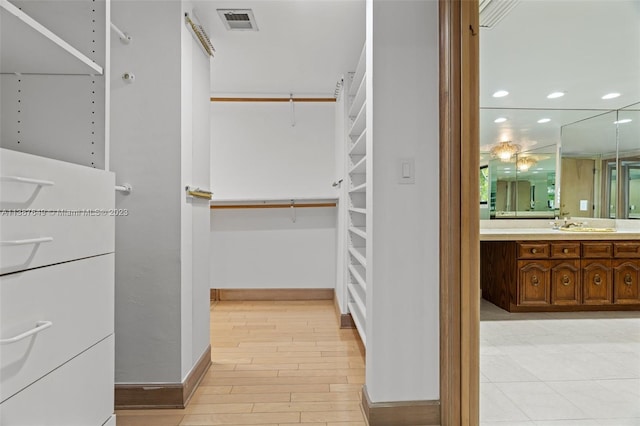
[
  {"x1": 210, "y1": 102, "x2": 337, "y2": 200},
  {"x1": 210, "y1": 102, "x2": 338, "y2": 290},
  {"x1": 111, "y1": 0, "x2": 183, "y2": 383},
  {"x1": 210, "y1": 208, "x2": 336, "y2": 289},
  {"x1": 365, "y1": 0, "x2": 440, "y2": 403},
  {"x1": 111, "y1": 0, "x2": 211, "y2": 384},
  {"x1": 180, "y1": 1, "x2": 212, "y2": 380}
]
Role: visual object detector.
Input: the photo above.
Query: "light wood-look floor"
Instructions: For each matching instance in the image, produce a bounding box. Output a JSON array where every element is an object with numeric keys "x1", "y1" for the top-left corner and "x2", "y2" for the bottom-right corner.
[{"x1": 116, "y1": 300, "x2": 367, "y2": 426}]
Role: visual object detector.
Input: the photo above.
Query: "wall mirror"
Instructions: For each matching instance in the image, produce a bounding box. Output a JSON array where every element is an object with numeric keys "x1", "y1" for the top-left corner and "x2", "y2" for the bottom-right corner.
[
  {"x1": 479, "y1": 0, "x2": 640, "y2": 220},
  {"x1": 560, "y1": 103, "x2": 640, "y2": 219}
]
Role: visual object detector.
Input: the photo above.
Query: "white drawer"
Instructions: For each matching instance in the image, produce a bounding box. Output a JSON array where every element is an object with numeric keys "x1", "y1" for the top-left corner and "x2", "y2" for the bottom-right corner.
[
  {"x1": 0, "y1": 148, "x2": 114, "y2": 210},
  {"x1": 0, "y1": 255, "x2": 114, "y2": 402},
  {"x1": 0, "y1": 335, "x2": 114, "y2": 426},
  {"x1": 0, "y1": 214, "x2": 114, "y2": 274}
]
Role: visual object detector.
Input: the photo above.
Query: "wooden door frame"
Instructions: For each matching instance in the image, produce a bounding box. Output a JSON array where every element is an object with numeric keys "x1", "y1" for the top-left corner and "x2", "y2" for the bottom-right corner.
[{"x1": 439, "y1": 0, "x2": 480, "y2": 425}]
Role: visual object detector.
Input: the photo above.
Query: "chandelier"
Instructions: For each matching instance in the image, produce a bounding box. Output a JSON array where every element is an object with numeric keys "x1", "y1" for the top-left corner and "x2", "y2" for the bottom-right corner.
[
  {"x1": 516, "y1": 157, "x2": 537, "y2": 172},
  {"x1": 490, "y1": 141, "x2": 520, "y2": 162}
]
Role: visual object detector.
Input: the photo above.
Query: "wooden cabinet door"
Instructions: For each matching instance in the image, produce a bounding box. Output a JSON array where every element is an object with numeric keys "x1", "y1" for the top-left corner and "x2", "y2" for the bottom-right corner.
[
  {"x1": 582, "y1": 260, "x2": 613, "y2": 305},
  {"x1": 551, "y1": 261, "x2": 581, "y2": 305},
  {"x1": 518, "y1": 261, "x2": 550, "y2": 306},
  {"x1": 613, "y1": 260, "x2": 640, "y2": 304}
]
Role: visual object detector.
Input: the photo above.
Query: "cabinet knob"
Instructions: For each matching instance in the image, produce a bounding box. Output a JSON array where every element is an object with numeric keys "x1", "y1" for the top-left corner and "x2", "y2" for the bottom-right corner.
[
  {"x1": 563, "y1": 248, "x2": 569, "y2": 254},
  {"x1": 531, "y1": 276, "x2": 539, "y2": 286},
  {"x1": 531, "y1": 248, "x2": 538, "y2": 254},
  {"x1": 624, "y1": 274, "x2": 633, "y2": 286},
  {"x1": 562, "y1": 275, "x2": 571, "y2": 286},
  {"x1": 594, "y1": 274, "x2": 602, "y2": 285}
]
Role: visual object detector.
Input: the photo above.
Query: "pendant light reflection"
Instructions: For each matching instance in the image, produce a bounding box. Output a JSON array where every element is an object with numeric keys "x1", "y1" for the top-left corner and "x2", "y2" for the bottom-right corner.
[
  {"x1": 516, "y1": 157, "x2": 537, "y2": 172},
  {"x1": 490, "y1": 141, "x2": 521, "y2": 162}
]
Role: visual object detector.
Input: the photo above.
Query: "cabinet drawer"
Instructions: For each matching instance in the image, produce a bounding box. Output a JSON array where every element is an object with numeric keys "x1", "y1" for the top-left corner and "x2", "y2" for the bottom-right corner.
[
  {"x1": 582, "y1": 260, "x2": 613, "y2": 305},
  {"x1": 613, "y1": 260, "x2": 640, "y2": 304},
  {"x1": 0, "y1": 214, "x2": 114, "y2": 274},
  {"x1": 551, "y1": 242, "x2": 581, "y2": 259},
  {"x1": 613, "y1": 242, "x2": 640, "y2": 258},
  {"x1": 517, "y1": 260, "x2": 551, "y2": 305},
  {"x1": 0, "y1": 148, "x2": 114, "y2": 211},
  {"x1": 0, "y1": 335, "x2": 114, "y2": 426},
  {"x1": 517, "y1": 242, "x2": 549, "y2": 259},
  {"x1": 550, "y1": 261, "x2": 581, "y2": 305},
  {"x1": 0, "y1": 255, "x2": 114, "y2": 402},
  {"x1": 582, "y1": 242, "x2": 613, "y2": 258}
]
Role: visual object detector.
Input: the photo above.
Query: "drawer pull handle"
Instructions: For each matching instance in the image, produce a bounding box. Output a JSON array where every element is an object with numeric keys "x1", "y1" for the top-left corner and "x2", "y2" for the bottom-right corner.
[
  {"x1": 531, "y1": 248, "x2": 538, "y2": 254},
  {"x1": 0, "y1": 321, "x2": 53, "y2": 345},
  {"x1": 624, "y1": 274, "x2": 633, "y2": 286},
  {"x1": 531, "y1": 276, "x2": 539, "y2": 286},
  {"x1": 562, "y1": 275, "x2": 571, "y2": 286},
  {"x1": 1, "y1": 176, "x2": 55, "y2": 187},
  {"x1": 594, "y1": 274, "x2": 602, "y2": 285},
  {"x1": 0, "y1": 237, "x2": 53, "y2": 246},
  {"x1": 563, "y1": 248, "x2": 569, "y2": 254}
]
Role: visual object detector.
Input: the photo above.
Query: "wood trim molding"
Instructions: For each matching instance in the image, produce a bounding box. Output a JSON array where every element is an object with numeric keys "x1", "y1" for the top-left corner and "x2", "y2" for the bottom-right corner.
[
  {"x1": 333, "y1": 291, "x2": 356, "y2": 329},
  {"x1": 362, "y1": 386, "x2": 441, "y2": 426},
  {"x1": 210, "y1": 288, "x2": 220, "y2": 301},
  {"x1": 439, "y1": 0, "x2": 480, "y2": 425},
  {"x1": 115, "y1": 345, "x2": 212, "y2": 409},
  {"x1": 212, "y1": 288, "x2": 334, "y2": 301}
]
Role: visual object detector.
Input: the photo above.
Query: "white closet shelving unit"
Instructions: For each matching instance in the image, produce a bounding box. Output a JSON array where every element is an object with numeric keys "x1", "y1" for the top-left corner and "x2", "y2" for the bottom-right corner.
[
  {"x1": 0, "y1": 1, "x2": 115, "y2": 424},
  {"x1": 346, "y1": 44, "x2": 368, "y2": 346}
]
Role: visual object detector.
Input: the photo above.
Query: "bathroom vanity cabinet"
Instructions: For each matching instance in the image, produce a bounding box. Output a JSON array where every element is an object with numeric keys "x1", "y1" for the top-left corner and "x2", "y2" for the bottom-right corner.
[{"x1": 481, "y1": 239, "x2": 640, "y2": 312}]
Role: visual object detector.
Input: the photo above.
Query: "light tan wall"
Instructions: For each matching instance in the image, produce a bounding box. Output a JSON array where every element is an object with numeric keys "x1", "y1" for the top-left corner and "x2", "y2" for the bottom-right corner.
[{"x1": 561, "y1": 158, "x2": 595, "y2": 218}]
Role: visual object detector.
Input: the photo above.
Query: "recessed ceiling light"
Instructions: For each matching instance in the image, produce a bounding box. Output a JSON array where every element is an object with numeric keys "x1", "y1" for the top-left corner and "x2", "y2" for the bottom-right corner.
[
  {"x1": 494, "y1": 117, "x2": 507, "y2": 123},
  {"x1": 602, "y1": 92, "x2": 621, "y2": 100},
  {"x1": 614, "y1": 118, "x2": 632, "y2": 124},
  {"x1": 503, "y1": 170, "x2": 512, "y2": 174},
  {"x1": 493, "y1": 90, "x2": 509, "y2": 98},
  {"x1": 537, "y1": 118, "x2": 551, "y2": 123},
  {"x1": 532, "y1": 171, "x2": 539, "y2": 174},
  {"x1": 503, "y1": 167, "x2": 511, "y2": 170},
  {"x1": 547, "y1": 92, "x2": 565, "y2": 99}
]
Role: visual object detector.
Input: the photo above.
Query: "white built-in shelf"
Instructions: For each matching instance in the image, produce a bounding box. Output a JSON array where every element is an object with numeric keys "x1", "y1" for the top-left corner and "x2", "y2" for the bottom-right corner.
[
  {"x1": 349, "y1": 183, "x2": 366, "y2": 193},
  {"x1": 348, "y1": 264, "x2": 367, "y2": 292},
  {"x1": 0, "y1": 0, "x2": 103, "y2": 75},
  {"x1": 349, "y1": 131, "x2": 366, "y2": 156},
  {"x1": 349, "y1": 102, "x2": 366, "y2": 137},
  {"x1": 349, "y1": 207, "x2": 366, "y2": 215},
  {"x1": 348, "y1": 284, "x2": 366, "y2": 318},
  {"x1": 349, "y1": 156, "x2": 366, "y2": 175},
  {"x1": 348, "y1": 75, "x2": 366, "y2": 119},
  {"x1": 348, "y1": 45, "x2": 366, "y2": 98},
  {"x1": 349, "y1": 226, "x2": 367, "y2": 239},
  {"x1": 347, "y1": 302, "x2": 366, "y2": 347},
  {"x1": 349, "y1": 247, "x2": 367, "y2": 268}
]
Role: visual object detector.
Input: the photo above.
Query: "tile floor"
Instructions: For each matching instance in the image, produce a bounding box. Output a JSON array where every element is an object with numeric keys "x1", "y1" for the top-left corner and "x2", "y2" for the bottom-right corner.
[{"x1": 480, "y1": 299, "x2": 640, "y2": 426}]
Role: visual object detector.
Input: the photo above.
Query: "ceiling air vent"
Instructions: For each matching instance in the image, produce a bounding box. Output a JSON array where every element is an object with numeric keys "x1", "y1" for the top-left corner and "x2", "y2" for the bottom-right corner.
[
  {"x1": 479, "y1": 0, "x2": 520, "y2": 29},
  {"x1": 217, "y1": 9, "x2": 258, "y2": 31}
]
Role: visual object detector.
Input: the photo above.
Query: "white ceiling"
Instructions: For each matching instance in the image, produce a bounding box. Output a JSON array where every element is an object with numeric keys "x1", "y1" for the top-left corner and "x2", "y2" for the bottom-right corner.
[
  {"x1": 194, "y1": 0, "x2": 639, "y2": 152},
  {"x1": 194, "y1": 0, "x2": 365, "y2": 96},
  {"x1": 480, "y1": 0, "x2": 640, "y2": 154}
]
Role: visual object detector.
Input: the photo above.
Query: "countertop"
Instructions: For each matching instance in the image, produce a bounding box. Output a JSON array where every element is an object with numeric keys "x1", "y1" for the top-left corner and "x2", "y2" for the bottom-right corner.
[{"x1": 480, "y1": 219, "x2": 640, "y2": 241}]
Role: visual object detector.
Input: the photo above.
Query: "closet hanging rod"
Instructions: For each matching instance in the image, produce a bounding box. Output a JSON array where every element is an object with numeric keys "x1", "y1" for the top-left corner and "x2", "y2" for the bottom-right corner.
[
  {"x1": 210, "y1": 202, "x2": 336, "y2": 210},
  {"x1": 211, "y1": 97, "x2": 336, "y2": 103}
]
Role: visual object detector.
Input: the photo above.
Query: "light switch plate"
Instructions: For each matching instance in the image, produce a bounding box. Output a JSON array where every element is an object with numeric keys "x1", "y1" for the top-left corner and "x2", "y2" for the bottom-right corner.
[
  {"x1": 398, "y1": 158, "x2": 415, "y2": 184},
  {"x1": 580, "y1": 199, "x2": 589, "y2": 211}
]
